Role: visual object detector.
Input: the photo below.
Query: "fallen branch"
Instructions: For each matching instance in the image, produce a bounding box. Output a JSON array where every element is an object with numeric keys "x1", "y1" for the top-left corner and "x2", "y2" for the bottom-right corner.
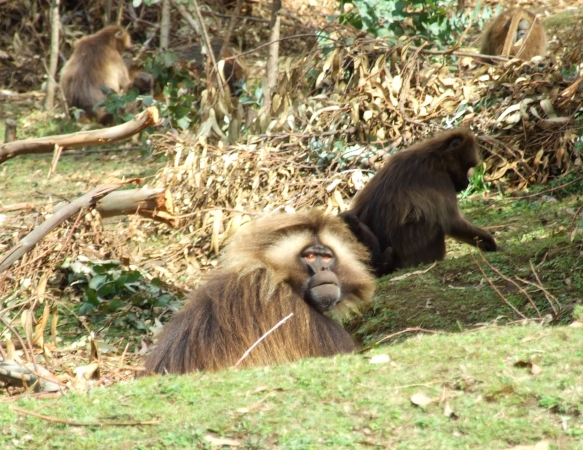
[
  {"x1": 0, "y1": 202, "x2": 35, "y2": 213},
  {"x1": 0, "y1": 183, "x2": 128, "y2": 272},
  {"x1": 95, "y1": 188, "x2": 178, "y2": 226},
  {"x1": 10, "y1": 406, "x2": 160, "y2": 427},
  {"x1": 0, "y1": 106, "x2": 160, "y2": 164}
]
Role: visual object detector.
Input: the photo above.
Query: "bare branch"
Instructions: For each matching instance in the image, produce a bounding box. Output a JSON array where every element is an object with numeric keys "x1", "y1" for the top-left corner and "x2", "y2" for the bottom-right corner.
[{"x1": 0, "y1": 107, "x2": 160, "y2": 164}]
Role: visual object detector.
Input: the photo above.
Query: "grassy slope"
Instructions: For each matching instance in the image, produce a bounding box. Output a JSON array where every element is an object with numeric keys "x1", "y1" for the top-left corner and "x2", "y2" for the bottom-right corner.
[
  {"x1": 1, "y1": 180, "x2": 583, "y2": 448},
  {"x1": 2, "y1": 115, "x2": 583, "y2": 449},
  {"x1": 1, "y1": 325, "x2": 582, "y2": 449}
]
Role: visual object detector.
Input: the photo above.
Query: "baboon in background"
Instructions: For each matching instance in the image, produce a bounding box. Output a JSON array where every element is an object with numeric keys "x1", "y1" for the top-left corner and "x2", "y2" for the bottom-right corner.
[
  {"x1": 60, "y1": 25, "x2": 152, "y2": 125},
  {"x1": 339, "y1": 211, "x2": 396, "y2": 276},
  {"x1": 342, "y1": 128, "x2": 498, "y2": 276},
  {"x1": 480, "y1": 8, "x2": 547, "y2": 60},
  {"x1": 143, "y1": 210, "x2": 375, "y2": 375},
  {"x1": 174, "y1": 38, "x2": 245, "y2": 95}
]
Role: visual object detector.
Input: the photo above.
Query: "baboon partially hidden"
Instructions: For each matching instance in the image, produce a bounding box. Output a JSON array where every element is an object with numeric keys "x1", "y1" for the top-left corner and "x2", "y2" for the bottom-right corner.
[
  {"x1": 480, "y1": 8, "x2": 547, "y2": 60},
  {"x1": 60, "y1": 25, "x2": 152, "y2": 125},
  {"x1": 143, "y1": 210, "x2": 375, "y2": 375}
]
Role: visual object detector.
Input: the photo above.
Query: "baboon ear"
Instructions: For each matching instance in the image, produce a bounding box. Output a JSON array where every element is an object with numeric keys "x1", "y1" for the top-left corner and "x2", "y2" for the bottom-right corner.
[{"x1": 115, "y1": 30, "x2": 125, "y2": 39}]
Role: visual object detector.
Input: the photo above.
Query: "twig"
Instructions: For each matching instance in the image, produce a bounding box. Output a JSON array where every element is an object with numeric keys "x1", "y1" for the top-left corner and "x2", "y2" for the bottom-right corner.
[
  {"x1": 388, "y1": 261, "x2": 437, "y2": 282},
  {"x1": 476, "y1": 252, "x2": 541, "y2": 319},
  {"x1": 0, "y1": 316, "x2": 35, "y2": 371},
  {"x1": 10, "y1": 406, "x2": 160, "y2": 427},
  {"x1": 365, "y1": 327, "x2": 439, "y2": 350},
  {"x1": 234, "y1": 313, "x2": 293, "y2": 367},
  {"x1": 466, "y1": 175, "x2": 583, "y2": 217},
  {"x1": 408, "y1": 44, "x2": 512, "y2": 63},
  {"x1": 471, "y1": 252, "x2": 527, "y2": 320},
  {"x1": 118, "y1": 342, "x2": 130, "y2": 369},
  {"x1": 397, "y1": 42, "x2": 428, "y2": 126},
  {"x1": 529, "y1": 259, "x2": 561, "y2": 314},
  {"x1": 515, "y1": 276, "x2": 557, "y2": 317},
  {"x1": 220, "y1": 0, "x2": 243, "y2": 57},
  {"x1": 223, "y1": 33, "x2": 321, "y2": 62}
]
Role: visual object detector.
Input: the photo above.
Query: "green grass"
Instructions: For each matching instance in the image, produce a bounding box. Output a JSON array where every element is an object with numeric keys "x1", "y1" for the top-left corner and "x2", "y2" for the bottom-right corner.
[
  {"x1": 0, "y1": 147, "x2": 165, "y2": 205},
  {"x1": 2, "y1": 324, "x2": 582, "y2": 449},
  {"x1": 3, "y1": 111, "x2": 583, "y2": 449}
]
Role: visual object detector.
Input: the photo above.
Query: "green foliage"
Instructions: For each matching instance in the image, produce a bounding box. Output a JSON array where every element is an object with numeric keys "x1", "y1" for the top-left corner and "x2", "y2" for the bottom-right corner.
[
  {"x1": 62, "y1": 258, "x2": 183, "y2": 329},
  {"x1": 143, "y1": 51, "x2": 200, "y2": 130},
  {"x1": 337, "y1": 0, "x2": 494, "y2": 46},
  {"x1": 97, "y1": 87, "x2": 154, "y2": 124},
  {"x1": 95, "y1": 51, "x2": 199, "y2": 130},
  {"x1": 338, "y1": 0, "x2": 468, "y2": 45},
  {"x1": 461, "y1": 161, "x2": 490, "y2": 197}
]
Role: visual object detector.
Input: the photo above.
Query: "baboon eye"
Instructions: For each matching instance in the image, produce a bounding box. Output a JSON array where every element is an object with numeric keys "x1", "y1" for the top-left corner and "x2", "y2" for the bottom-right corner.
[
  {"x1": 322, "y1": 253, "x2": 333, "y2": 263},
  {"x1": 304, "y1": 252, "x2": 316, "y2": 262}
]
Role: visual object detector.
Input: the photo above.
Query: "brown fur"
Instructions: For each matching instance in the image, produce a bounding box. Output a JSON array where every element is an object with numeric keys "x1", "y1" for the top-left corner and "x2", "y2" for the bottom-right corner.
[
  {"x1": 343, "y1": 128, "x2": 497, "y2": 275},
  {"x1": 143, "y1": 210, "x2": 375, "y2": 374},
  {"x1": 480, "y1": 8, "x2": 547, "y2": 60},
  {"x1": 129, "y1": 71, "x2": 154, "y2": 95},
  {"x1": 174, "y1": 38, "x2": 245, "y2": 94},
  {"x1": 60, "y1": 26, "x2": 150, "y2": 125}
]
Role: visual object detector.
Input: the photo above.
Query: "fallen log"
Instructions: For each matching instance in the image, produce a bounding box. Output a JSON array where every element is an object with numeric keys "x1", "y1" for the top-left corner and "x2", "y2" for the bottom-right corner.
[
  {"x1": 0, "y1": 183, "x2": 123, "y2": 272},
  {"x1": 95, "y1": 188, "x2": 179, "y2": 227},
  {"x1": 0, "y1": 106, "x2": 160, "y2": 164},
  {"x1": 0, "y1": 202, "x2": 35, "y2": 213}
]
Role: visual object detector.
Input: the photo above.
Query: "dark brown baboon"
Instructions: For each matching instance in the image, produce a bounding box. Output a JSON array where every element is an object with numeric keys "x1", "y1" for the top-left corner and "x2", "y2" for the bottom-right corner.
[
  {"x1": 60, "y1": 25, "x2": 151, "y2": 125},
  {"x1": 339, "y1": 212, "x2": 396, "y2": 276},
  {"x1": 343, "y1": 128, "x2": 497, "y2": 276},
  {"x1": 128, "y1": 70, "x2": 154, "y2": 95},
  {"x1": 480, "y1": 8, "x2": 547, "y2": 60},
  {"x1": 174, "y1": 38, "x2": 245, "y2": 94},
  {"x1": 143, "y1": 210, "x2": 375, "y2": 374}
]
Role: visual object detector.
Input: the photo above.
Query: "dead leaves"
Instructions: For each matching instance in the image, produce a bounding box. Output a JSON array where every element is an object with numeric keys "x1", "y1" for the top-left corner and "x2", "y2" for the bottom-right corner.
[{"x1": 410, "y1": 386, "x2": 458, "y2": 419}]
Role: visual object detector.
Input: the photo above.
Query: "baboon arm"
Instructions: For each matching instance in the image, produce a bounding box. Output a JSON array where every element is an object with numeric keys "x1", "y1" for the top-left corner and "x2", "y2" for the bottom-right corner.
[{"x1": 448, "y1": 215, "x2": 497, "y2": 251}]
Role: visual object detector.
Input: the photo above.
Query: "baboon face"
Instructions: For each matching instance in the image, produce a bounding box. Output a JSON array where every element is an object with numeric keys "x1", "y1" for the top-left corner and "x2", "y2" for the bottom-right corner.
[
  {"x1": 114, "y1": 29, "x2": 132, "y2": 53},
  {"x1": 300, "y1": 244, "x2": 341, "y2": 313},
  {"x1": 515, "y1": 19, "x2": 530, "y2": 43}
]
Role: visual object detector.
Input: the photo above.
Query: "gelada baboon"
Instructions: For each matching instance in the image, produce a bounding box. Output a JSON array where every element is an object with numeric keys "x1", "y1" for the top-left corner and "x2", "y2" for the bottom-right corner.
[
  {"x1": 342, "y1": 128, "x2": 497, "y2": 276},
  {"x1": 143, "y1": 210, "x2": 375, "y2": 374},
  {"x1": 174, "y1": 38, "x2": 245, "y2": 94},
  {"x1": 480, "y1": 8, "x2": 547, "y2": 60},
  {"x1": 60, "y1": 25, "x2": 153, "y2": 125}
]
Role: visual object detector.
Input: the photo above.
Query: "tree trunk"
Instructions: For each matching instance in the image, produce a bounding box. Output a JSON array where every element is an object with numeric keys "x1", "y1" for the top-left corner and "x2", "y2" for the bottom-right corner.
[
  {"x1": 45, "y1": 0, "x2": 60, "y2": 112},
  {"x1": 264, "y1": 0, "x2": 281, "y2": 112},
  {"x1": 160, "y1": 0, "x2": 170, "y2": 50}
]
